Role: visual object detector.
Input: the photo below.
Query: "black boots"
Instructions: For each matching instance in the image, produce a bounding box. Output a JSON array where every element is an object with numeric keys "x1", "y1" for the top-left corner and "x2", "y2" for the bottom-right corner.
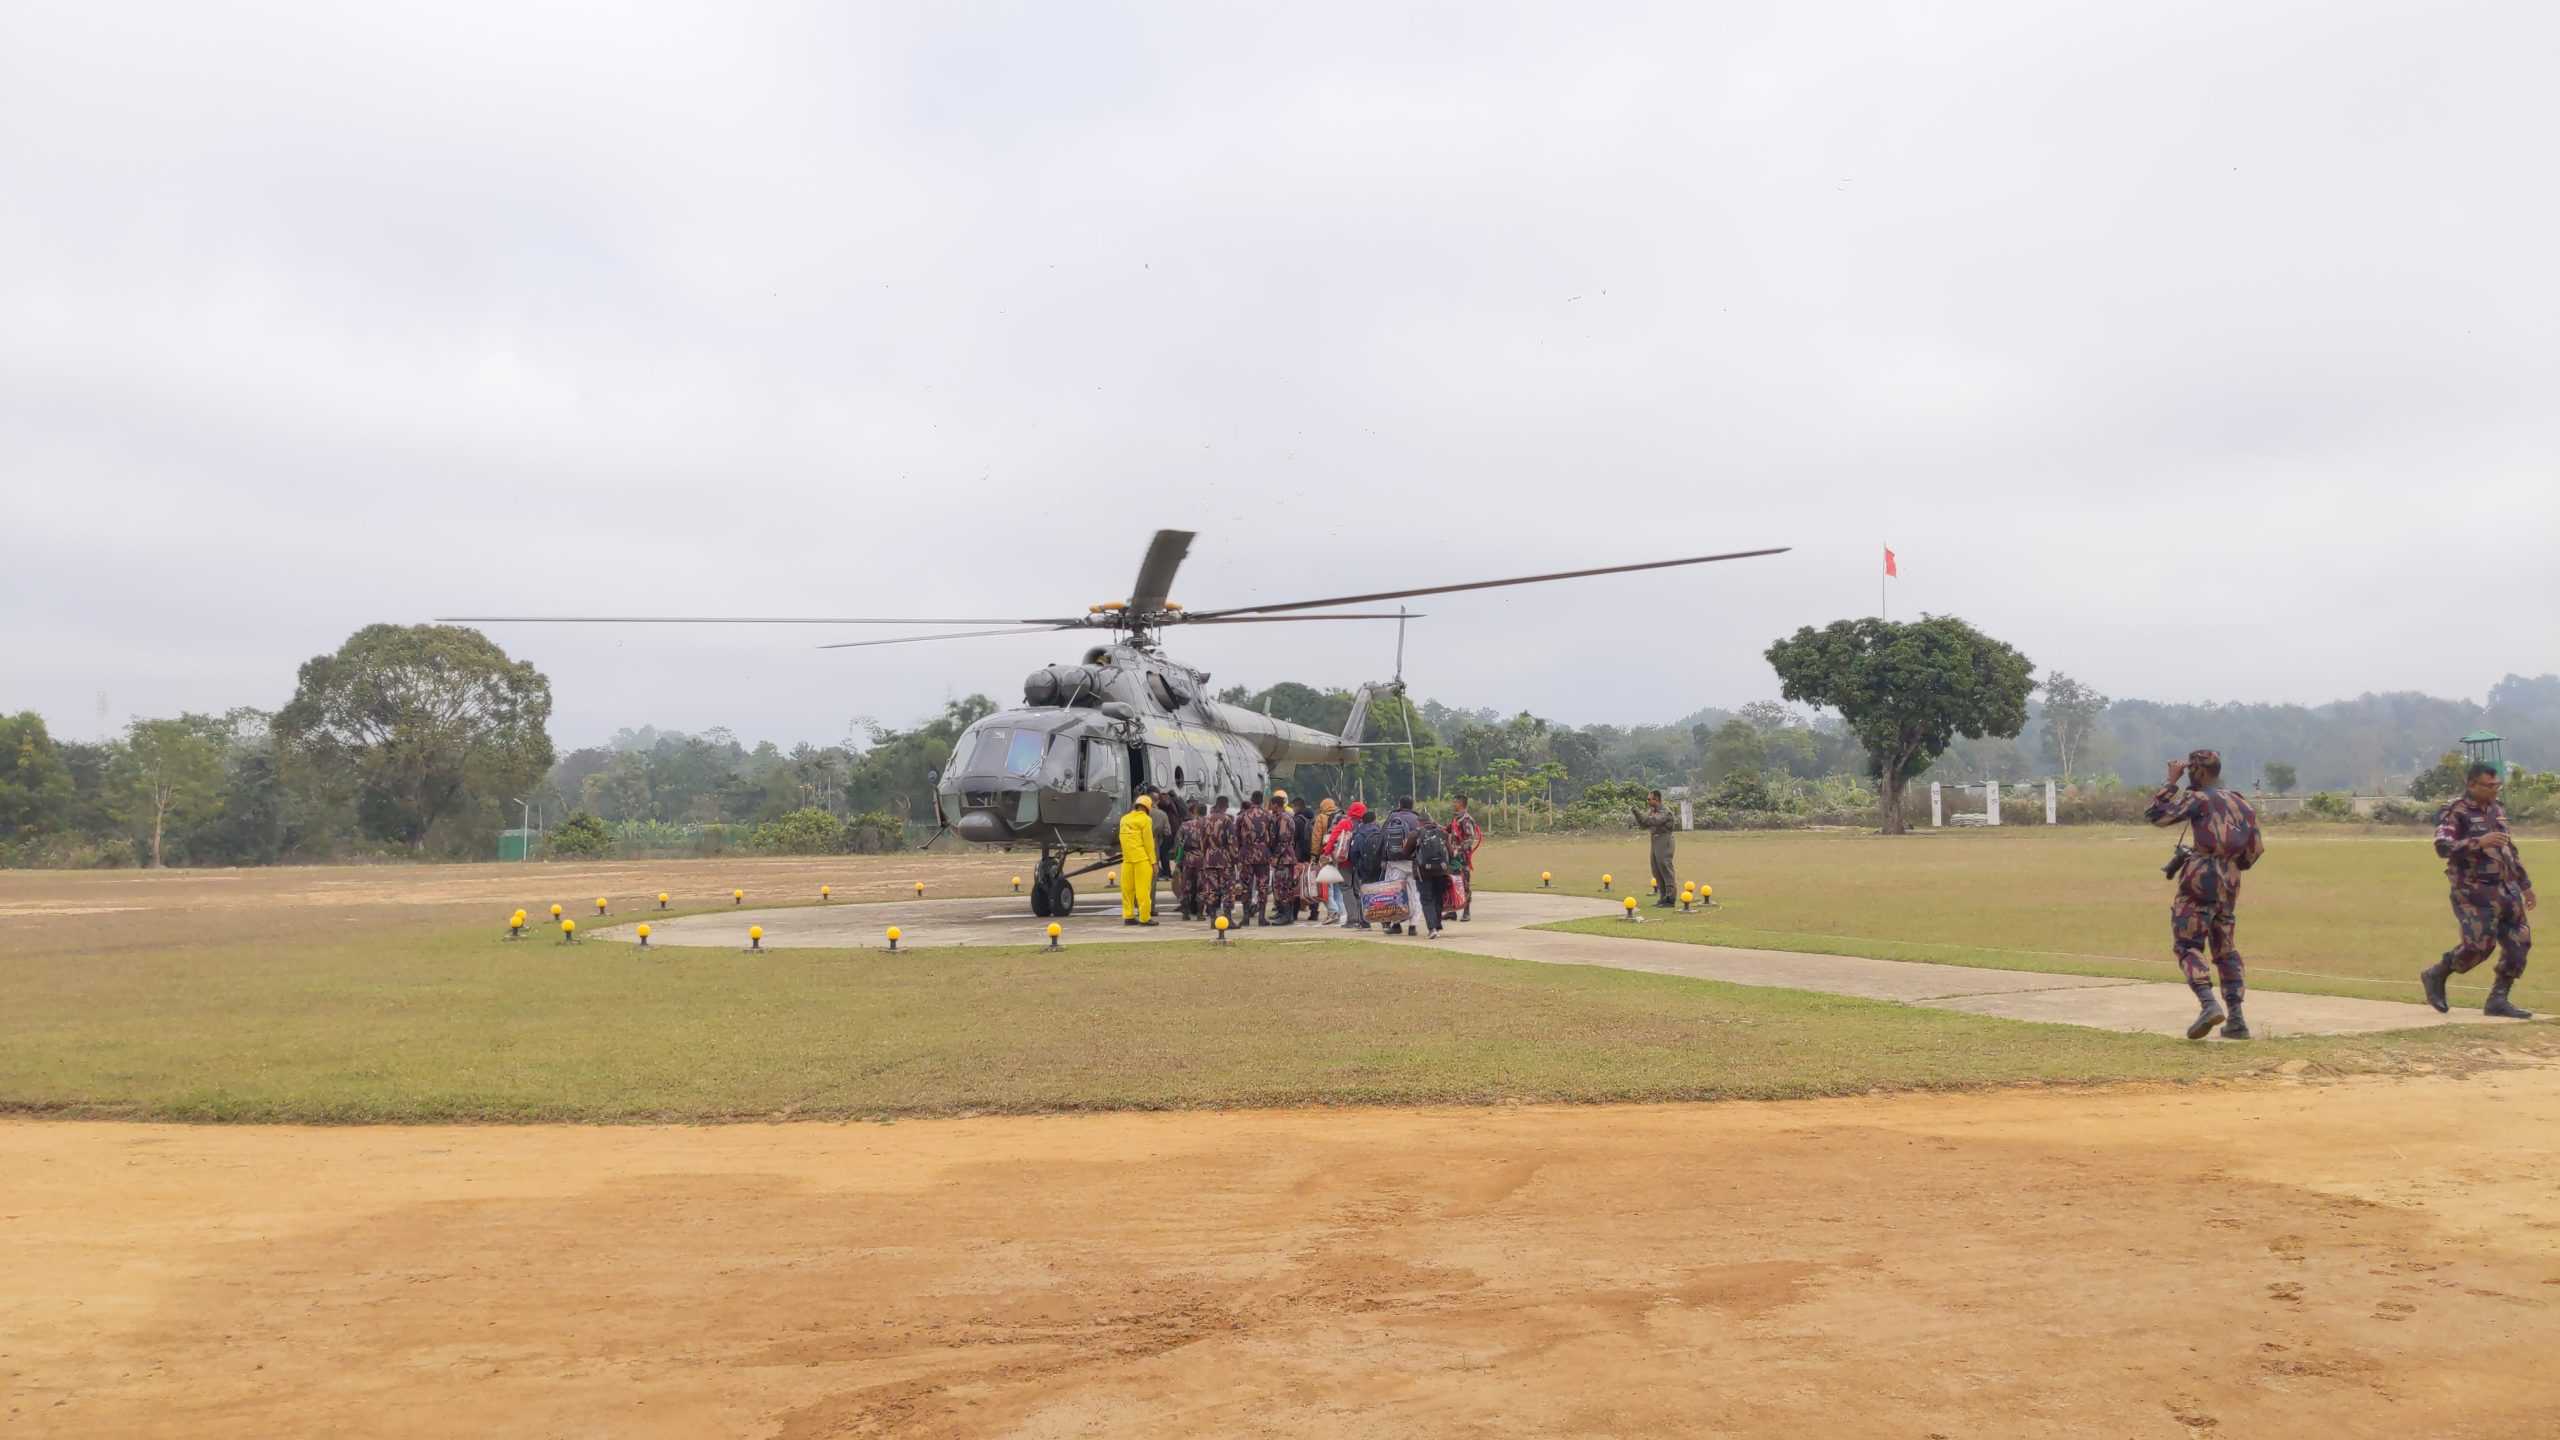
[
  {"x1": 2222, "y1": 1004, "x2": 2251, "y2": 1040},
  {"x1": 2185, "y1": 986, "x2": 2227, "y2": 1040},
  {"x1": 2420, "y1": 960, "x2": 2452, "y2": 1013},
  {"x1": 2486, "y1": 979, "x2": 2535, "y2": 1020}
]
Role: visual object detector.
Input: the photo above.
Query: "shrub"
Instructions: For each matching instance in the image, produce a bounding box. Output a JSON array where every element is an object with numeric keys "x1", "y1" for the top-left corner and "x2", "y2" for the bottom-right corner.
[
  {"x1": 1, "y1": 835, "x2": 139, "y2": 869},
  {"x1": 842, "y1": 810, "x2": 905, "y2": 854},
  {"x1": 753, "y1": 807, "x2": 847, "y2": 855},
  {"x1": 2366, "y1": 799, "x2": 2435, "y2": 826},
  {"x1": 546, "y1": 811, "x2": 613, "y2": 857},
  {"x1": 2302, "y1": 791, "x2": 2355, "y2": 821}
]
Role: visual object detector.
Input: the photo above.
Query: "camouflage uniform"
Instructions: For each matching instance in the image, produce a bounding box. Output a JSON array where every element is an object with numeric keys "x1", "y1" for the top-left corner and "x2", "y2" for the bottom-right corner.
[
  {"x1": 1235, "y1": 804, "x2": 1275, "y2": 922},
  {"x1": 1198, "y1": 809, "x2": 1237, "y2": 922},
  {"x1": 1176, "y1": 815, "x2": 1206, "y2": 921},
  {"x1": 1268, "y1": 804, "x2": 1303, "y2": 921},
  {"x1": 2145, "y1": 753, "x2": 2265, "y2": 1010},
  {"x1": 2434, "y1": 794, "x2": 2533, "y2": 981}
]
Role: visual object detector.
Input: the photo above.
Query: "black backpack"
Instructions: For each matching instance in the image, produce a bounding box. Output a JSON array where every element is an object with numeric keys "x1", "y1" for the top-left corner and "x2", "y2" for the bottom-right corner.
[
  {"x1": 1415, "y1": 826, "x2": 1450, "y2": 877},
  {"x1": 1348, "y1": 822, "x2": 1386, "y2": 881}
]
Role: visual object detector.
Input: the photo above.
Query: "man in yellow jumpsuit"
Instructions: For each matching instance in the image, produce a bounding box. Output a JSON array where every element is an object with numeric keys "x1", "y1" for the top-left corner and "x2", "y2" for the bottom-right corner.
[{"x1": 1118, "y1": 794, "x2": 1158, "y2": 925}]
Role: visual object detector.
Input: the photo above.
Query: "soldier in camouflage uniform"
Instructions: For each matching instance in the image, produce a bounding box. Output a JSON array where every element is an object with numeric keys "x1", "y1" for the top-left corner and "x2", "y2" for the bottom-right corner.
[
  {"x1": 1175, "y1": 809, "x2": 1207, "y2": 922},
  {"x1": 2146, "y1": 749, "x2": 2266, "y2": 1039},
  {"x1": 1197, "y1": 796, "x2": 1237, "y2": 925},
  {"x1": 1235, "y1": 790, "x2": 1274, "y2": 925},
  {"x1": 1267, "y1": 794, "x2": 1303, "y2": 926},
  {"x1": 2419, "y1": 761, "x2": 2537, "y2": 1018}
]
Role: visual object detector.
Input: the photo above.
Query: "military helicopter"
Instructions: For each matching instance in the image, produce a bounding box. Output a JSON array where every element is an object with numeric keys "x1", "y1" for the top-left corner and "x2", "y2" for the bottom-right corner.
[{"x1": 448, "y1": 530, "x2": 1784, "y2": 916}]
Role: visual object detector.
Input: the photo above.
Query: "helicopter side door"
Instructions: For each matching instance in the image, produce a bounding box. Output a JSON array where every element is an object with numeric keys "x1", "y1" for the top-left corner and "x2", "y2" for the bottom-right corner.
[{"x1": 1042, "y1": 737, "x2": 1121, "y2": 833}]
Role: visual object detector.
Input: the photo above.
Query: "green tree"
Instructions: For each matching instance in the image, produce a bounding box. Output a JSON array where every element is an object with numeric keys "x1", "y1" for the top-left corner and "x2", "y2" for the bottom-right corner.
[
  {"x1": 2407, "y1": 751, "x2": 2468, "y2": 805},
  {"x1": 112, "y1": 714, "x2": 230, "y2": 866},
  {"x1": 1766, "y1": 615, "x2": 2035, "y2": 835},
  {"x1": 2037, "y1": 671, "x2": 2110, "y2": 782},
  {"x1": 0, "y1": 711, "x2": 75, "y2": 837},
  {"x1": 2263, "y1": 761, "x2": 2297, "y2": 795},
  {"x1": 277, "y1": 624, "x2": 556, "y2": 851}
]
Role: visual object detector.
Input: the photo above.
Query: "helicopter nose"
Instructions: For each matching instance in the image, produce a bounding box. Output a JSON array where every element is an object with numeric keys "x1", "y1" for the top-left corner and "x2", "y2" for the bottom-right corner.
[{"x1": 953, "y1": 812, "x2": 1011, "y2": 843}]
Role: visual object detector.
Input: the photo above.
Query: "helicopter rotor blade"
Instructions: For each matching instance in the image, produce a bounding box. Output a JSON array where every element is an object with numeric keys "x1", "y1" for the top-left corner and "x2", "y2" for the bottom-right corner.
[
  {"x1": 437, "y1": 615, "x2": 1078, "y2": 626},
  {"x1": 815, "y1": 625, "x2": 1085, "y2": 651},
  {"x1": 1177, "y1": 546, "x2": 1791, "y2": 620},
  {"x1": 1175, "y1": 611, "x2": 1427, "y2": 625},
  {"x1": 1127, "y1": 528, "x2": 1195, "y2": 612}
]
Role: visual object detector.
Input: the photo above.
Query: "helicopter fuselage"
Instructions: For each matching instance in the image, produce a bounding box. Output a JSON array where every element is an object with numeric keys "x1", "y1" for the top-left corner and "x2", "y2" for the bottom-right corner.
[{"x1": 930, "y1": 642, "x2": 1372, "y2": 857}]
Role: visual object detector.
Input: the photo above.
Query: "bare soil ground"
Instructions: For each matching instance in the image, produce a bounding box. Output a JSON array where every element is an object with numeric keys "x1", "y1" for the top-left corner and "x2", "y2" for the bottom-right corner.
[{"x1": 9, "y1": 1070, "x2": 2559, "y2": 1438}]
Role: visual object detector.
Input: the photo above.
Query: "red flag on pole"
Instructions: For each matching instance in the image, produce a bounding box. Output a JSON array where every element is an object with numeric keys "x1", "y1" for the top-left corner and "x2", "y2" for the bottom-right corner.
[{"x1": 1883, "y1": 545, "x2": 1898, "y2": 578}]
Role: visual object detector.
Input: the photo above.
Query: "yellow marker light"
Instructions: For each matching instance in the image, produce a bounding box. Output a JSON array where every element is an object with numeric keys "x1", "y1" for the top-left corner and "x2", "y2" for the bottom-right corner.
[
  {"x1": 550, "y1": 903, "x2": 563, "y2": 918},
  {"x1": 1215, "y1": 915, "x2": 1230, "y2": 931},
  {"x1": 1601, "y1": 874, "x2": 1613, "y2": 890},
  {"x1": 657, "y1": 891, "x2": 670, "y2": 907},
  {"x1": 1106, "y1": 871, "x2": 1117, "y2": 886},
  {"x1": 1622, "y1": 896, "x2": 1639, "y2": 915},
  {"x1": 886, "y1": 926, "x2": 902, "y2": 942},
  {"x1": 561, "y1": 918, "x2": 576, "y2": 934},
  {"x1": 820, "y1": 885, "x2": 832, "y2": 900},
  {"x1": 914, "y1": 881, "x2": 926, "y2": 896},
  {"x1": 1046, "y1": 922, "x2": 1062, "y2": 939},
  {"x1": 1701, "y1": 884, "x2": 1713, "y2": 900},
  {"x1": 1540, "y1": 871, "x2": 1552, "y2": 886},
  {"x1": 636, "y1": 923, "x2": 651, "y2": 939},
  {"x1": 511, "y1": 909, "x2": 526, "y2": 925},
  {"x1": 595, "y1": 898, "x2": 608, "y2": 914},
  {"x1": 1012, "y1": 875, "x2": 1023, "y2": 891}
]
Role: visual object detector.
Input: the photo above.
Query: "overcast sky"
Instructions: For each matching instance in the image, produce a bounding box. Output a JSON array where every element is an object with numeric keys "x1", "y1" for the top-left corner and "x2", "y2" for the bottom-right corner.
[{"x1": 6, "y1": 1, "x2": 2553, "y2": 751}]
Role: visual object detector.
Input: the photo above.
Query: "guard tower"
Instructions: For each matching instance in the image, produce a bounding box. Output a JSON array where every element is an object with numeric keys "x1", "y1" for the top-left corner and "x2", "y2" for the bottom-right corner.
[{"x1": 2461, "y1": 730, "x2": 2508, "y2": 781}]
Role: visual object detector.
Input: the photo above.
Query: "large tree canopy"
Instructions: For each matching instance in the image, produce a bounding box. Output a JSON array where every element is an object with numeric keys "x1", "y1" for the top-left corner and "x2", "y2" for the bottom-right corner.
[
  {"x1": 277, "y1": 624, "x2": 555, "y2": 849},
  {"x1": 1766, "y1": 615, "x2": 2035, "y2": 834},
  {"x1": 1, "y1": 711, "x2": 75, "y2": 838}
]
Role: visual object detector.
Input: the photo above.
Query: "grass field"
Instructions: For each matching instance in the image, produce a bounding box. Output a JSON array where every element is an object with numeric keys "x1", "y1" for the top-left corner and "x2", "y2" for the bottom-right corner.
[
  {"x1": 3, "y1": 845, "x2": 2553, "y2": 1122},
  {"x1": 1471, "y1": 826, "x2": 2542, "y2": 1003}
]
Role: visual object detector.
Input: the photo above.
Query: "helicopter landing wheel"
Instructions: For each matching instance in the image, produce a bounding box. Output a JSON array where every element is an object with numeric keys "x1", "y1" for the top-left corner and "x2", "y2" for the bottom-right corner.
[
  {"x1": 1046, "y1": 878, "x2": 1075, "y2": 917},
  {"x1": 1030, "y1": 883, "x2": 1053, "y2": 918}
]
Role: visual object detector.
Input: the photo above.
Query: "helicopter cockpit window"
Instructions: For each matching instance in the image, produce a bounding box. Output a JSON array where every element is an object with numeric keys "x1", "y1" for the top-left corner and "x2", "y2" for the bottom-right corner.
[
  {"x1": 963, "y1": 727, "x2": 1013, "y2": 775},
  {"x1": 1147, "y1": 673, "x2": 1181, "y2": 710},
  {"x1": 1003, "y1": 728, "x2": 1047, "y2": 776}
]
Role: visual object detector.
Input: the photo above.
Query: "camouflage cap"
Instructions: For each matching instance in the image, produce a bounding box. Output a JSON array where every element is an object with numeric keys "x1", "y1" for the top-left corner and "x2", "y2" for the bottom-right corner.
[{"x1": 2187, "y1": 749, "x2": 2222, "y2": 770}]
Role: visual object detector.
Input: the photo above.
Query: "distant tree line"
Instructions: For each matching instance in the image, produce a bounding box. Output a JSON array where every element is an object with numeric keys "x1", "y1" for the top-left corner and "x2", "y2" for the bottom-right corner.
[
  {"x1": 3, "y1": 625, "x2": 554, "y2": 869},
  {"x1": 7, "y1": 609, "x2": 2554, "y2": 867}
]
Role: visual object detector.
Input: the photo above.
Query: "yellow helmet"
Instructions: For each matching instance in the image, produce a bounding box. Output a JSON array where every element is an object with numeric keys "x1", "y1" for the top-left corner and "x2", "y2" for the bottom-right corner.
[{"x1": 1134, "y1": 794, "x2": 1152, "y2": 809}]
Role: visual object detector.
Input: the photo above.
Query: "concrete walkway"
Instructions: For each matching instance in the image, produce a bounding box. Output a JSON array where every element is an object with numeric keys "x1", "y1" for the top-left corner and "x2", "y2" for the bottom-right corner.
[{"x1": 605, "y1": 891, "x2": 2532, "y2": 1040}]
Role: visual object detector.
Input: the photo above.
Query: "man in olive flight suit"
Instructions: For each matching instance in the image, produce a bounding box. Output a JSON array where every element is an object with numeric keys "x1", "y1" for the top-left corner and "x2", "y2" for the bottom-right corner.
[{"x1": 1632, "y1": 790, "x2": 1679, "y2": 907}]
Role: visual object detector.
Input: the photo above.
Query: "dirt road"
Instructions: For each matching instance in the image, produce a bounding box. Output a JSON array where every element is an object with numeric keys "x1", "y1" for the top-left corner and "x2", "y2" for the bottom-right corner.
[{"x1": 8, "y1": 1072, "x2": 2559, "y2": 1438}]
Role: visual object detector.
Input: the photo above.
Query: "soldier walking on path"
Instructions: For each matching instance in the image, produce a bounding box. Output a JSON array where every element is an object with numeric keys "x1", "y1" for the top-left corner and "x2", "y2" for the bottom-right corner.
[
  {"x1": 1198, "y1": 796, "x2": 1237, "y2": 926},
  {"x1": 1267, "y1": 793, "x2": 1303, "y2": 926},
  {"x1": 1235, "y1": 790, "x2": 1273, "y2": 925},
  {"x1": 1632, "y1": 791, "x2": 1679, "y2": 908},
  {"x1": 1175, "y1": 807, "x2": 1206, "y2": 921},
  {"x1": 2146, "y1": 749, "x2": 2265, "y2": 1039},
  {"x1": 2420, "y1": 761, "x2": 2537, "y2": 1018}
]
